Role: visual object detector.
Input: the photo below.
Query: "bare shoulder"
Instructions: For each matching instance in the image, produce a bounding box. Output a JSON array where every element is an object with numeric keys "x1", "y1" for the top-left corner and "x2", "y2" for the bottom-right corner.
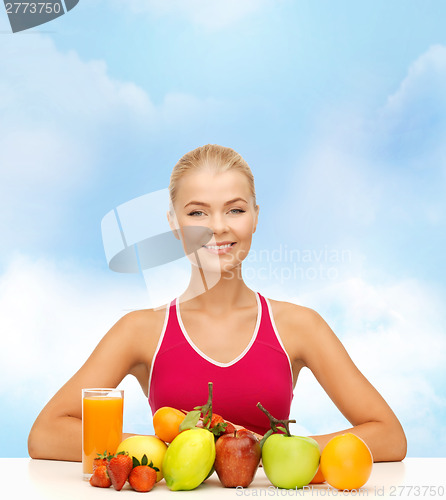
[
  {"x1": 268, "y1": 296, "x2": 349, "y2": 370},
  {"x1": 99, "y1": 304, "x2": 168, "y2": 362},
  {"x1": 267, "y1": 297, "x2": 324, "y2": 332},
  {"x1": 266, "y1": 297, "x2": 330, "y2": 365},
  {"x1": 119, "y1": 305, "x2": 168, "y2": 331},
  {"x1": 116, "y1": 305, "x2": 168, "y2": 348}
]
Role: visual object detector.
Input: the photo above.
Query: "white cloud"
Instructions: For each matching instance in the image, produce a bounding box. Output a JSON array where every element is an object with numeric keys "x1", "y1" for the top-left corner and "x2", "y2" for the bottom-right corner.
[
  {"x1": 0, "y1": 38, "x2": 153, "y2": 135},
  {"x1": 0, "y1": 33, "x2": 227, "y2": 259},
  {"x1": 376, "y1": 44, "x2": 446, "y2": 186},
  {"x1": 383, "y1": 44, "x2": 446, "y2": 122},
  {"x1": 286, "y1": 141, "x2": 380, "y2": 239},
  {"x1": 0, "y1": 33, "x2": 151, "y2": 258},
  {"x1": 279, "y1": 45, "x2": 446, "y2": 248},
  {"x1": 111, "y1": 0, "x2": 275, "y2": 31}
]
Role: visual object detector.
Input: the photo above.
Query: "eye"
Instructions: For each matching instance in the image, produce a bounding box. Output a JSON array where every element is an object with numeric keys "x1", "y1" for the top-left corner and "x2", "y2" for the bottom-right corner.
[
  {"x1": 187, "y1": 210, "x2": 205, "y2": 217},
  {"x1": 229, "y1": 208, "x2": 246, "y2": 215}
]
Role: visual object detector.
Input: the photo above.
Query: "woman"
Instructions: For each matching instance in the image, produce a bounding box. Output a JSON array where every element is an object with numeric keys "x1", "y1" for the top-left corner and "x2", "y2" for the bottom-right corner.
[{"x1": 28, "y1": 144, "x2": 407, "y2": 462}]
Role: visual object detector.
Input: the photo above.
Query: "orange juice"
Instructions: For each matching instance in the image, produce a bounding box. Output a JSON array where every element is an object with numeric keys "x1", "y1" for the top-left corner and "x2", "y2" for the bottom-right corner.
[{"x1": 82, "y1": 391, "x2": 123, "y2": 477}]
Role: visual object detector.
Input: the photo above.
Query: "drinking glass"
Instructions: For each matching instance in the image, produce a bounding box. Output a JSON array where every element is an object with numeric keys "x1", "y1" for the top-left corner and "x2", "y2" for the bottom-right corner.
[{"x1": 82, "y1": 388, "x2": 123, "y2": 479}]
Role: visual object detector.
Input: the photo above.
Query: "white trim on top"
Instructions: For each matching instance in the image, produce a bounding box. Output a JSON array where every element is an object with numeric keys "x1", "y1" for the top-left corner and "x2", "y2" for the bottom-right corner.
[
  {"x1": 264, "y1": 296, "x2": 294, "y2": 386},
  {"x1": 176, "y1": 291, "x2": 262, "y2": 368},
  {"x1": 147, "y1": 302, "x2": 171, "y2": 398}
]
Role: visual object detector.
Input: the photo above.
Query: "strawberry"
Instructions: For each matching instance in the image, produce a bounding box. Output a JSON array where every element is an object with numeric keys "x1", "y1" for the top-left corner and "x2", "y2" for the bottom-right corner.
[
  {"x1": 89, "y1": 465, "x2": 111, "y2": 488},
  {"x1": 129, "y1": 466, "x2": 157, "y2": 492},
  {"x1": 210, "y1": 413, "x2": 225, "y2": 427},
  {"x1": 106, "y1": 451, "x2": 133, "y2": 491},
  {"x1": 222, "y1": 421, "x2": 237, "y2": 434},
  {"x1": 129, "y1": 455, "x2": 159, "y2": 492},
  {"x1": 210, "y1": 413, "x2": 237, "y2": 436},
  {"x1": 93, "y1": 451, "x2": 112, "y2": 471}
]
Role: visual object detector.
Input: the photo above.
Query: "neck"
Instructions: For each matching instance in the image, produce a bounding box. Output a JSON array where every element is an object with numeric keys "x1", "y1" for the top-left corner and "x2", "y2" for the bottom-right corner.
[{"x1": 179, "y1": 264, "x2": 255, "y2": 312}]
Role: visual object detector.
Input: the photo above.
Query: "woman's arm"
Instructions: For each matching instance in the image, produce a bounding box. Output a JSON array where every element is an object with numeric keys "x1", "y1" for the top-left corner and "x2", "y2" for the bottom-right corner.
[
  {"x1": 28, "y1": 309, "x2": 159, "y2": 461},
  {"x1": 292, "y1": 307, "x2": 407, "y2": 462}
]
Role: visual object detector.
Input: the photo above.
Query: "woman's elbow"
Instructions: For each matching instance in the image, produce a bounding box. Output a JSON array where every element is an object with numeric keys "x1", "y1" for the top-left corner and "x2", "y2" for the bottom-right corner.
[
  {"x1": 28, "y1": 426, "x2": 43, "y2": 459},
  {"x1": 383, "y1": 421, "x2": 407, "y2": 462},
  {"x1": 393, "y1": 427, "x2": 407, "y2": 462},
  {"x1": 28, "y1": 418, "x2": 53, "y2": 460}
]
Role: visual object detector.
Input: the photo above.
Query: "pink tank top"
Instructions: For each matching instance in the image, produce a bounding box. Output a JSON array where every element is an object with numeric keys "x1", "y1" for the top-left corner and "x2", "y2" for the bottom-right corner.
[{"x1": 148, "y1": 292, "x2": 294, "y2": 436}]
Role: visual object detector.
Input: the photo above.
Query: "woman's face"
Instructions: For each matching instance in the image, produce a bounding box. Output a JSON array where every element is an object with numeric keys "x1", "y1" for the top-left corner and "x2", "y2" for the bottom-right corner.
[{"x1": 169, "y1": 168, "x2": 259, "y2": 275}]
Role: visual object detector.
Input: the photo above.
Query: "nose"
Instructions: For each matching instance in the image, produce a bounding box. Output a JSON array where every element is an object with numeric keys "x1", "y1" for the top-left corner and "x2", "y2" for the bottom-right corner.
[{"x1": 209, "y1": 213, "x2": 230, "y2": 235}]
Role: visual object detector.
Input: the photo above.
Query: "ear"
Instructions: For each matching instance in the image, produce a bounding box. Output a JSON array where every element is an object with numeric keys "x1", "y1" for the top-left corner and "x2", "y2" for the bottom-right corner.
[
  {"x1": 167, "y1": 210, "x2": 180, "y2": 240},
  {"x1": 252, "y1": 204, "x2": 260, "y2": 234}
]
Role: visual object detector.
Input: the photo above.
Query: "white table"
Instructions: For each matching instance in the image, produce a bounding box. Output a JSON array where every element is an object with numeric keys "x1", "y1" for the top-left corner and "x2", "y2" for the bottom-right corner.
[{"x1": 2, "y1": 458, "x2": 445, "y2": 499}]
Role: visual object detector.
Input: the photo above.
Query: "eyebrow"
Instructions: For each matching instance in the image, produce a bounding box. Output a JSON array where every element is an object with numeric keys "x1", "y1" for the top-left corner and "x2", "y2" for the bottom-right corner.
[{"x1": 184, "y1": 197, "x2": 248, "y2": 209}]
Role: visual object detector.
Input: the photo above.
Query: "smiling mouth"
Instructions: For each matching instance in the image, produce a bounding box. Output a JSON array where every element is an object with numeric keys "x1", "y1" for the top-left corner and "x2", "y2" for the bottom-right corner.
[
  {"x1": 204, "y1": 242, "x2": 235, "y2": 249},
  {"x1": 202, "y1": 242, "x2": 236, "y2": 254}
]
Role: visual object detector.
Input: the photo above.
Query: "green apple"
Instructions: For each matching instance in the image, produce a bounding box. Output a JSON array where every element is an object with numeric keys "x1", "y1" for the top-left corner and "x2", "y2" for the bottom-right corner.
[
  {"x1": 262, "y1": 433, "x2": 320, "y2": 489},
  {"x1": 256, "y1": 402, "x2": 320, "y2": 490}
]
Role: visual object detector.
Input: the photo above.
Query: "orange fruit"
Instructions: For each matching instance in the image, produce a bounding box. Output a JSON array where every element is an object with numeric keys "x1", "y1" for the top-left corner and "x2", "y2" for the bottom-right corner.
[
  {"x1": 310, "y1": 465, "x2": 326, "y2": 484},
  {"x1": 320, "y1": 433, "x2": 373, "y2": 490},
  {"x1": 153, "y1": 407, "x2": 186, "y2": 443}
]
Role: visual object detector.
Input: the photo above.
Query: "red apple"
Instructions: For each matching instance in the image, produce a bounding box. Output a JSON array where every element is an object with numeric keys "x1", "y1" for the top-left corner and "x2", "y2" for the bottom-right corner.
[{"x1": 214, "y1": 429, "x2": 261, "y2": 487}]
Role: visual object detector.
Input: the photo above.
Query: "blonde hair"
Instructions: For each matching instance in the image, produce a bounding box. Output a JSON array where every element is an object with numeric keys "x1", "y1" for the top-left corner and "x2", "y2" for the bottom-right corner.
[{"x1": 169, "y1": 144, "x2": 256, "y2": 209}]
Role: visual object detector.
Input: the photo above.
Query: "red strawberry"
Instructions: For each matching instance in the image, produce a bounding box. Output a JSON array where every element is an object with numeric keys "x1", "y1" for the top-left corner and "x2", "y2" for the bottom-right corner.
[
  {"x1": 106, "y1": 452, "x2": 133, "y2": 491},
  {"x1": 129, "y1": 455, "x2": 159, "y2": 492},
  {"x1": 93, "y1": 451, "x2": 112, "y2": 471},
  {"x1": 89, "y1": 465, "x2": 111, "y2": 488},
  {"x1": 129, "y1": 465, "x2": 157, "y2": 492},
  {"x1": 222, "y1": 421, "x2": 237, "y2": 434},
  {"x1": 210, "y1": 413, "x2": 225, "y2": 427},
  {"x1": 210, "y1": 413, "x2": 237, "y2": 435}
]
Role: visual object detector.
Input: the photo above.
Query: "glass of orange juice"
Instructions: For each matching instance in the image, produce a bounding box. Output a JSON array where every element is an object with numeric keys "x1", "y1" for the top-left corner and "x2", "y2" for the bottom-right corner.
[{"x1": 82, "y1": 388, "x2": 124, "y2": 479}]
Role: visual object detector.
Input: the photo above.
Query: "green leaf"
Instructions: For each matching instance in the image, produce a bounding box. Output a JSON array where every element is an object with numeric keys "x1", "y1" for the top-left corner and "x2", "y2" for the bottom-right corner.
[
  {"x1": 132, "y1": 456, "x2": 140, "y2": 468},
  {"x1": 259, "y1": 429, "x2": 274, "y2": 449},
  {"x1": 209, "y1": 422, "x2": 227, "y2": 436},
  {"x1": 277, "y1": 426, "x2": 287, "y2": 434},
  {"x1": 148, "y1": 460, "x2": 160, "y2": 472},
  {"x1": 141, "y1": 454, "x2": 148, "y2": 466},
  {"x1": 179, "y1": 409, "x2": 201, "y2": 431}
]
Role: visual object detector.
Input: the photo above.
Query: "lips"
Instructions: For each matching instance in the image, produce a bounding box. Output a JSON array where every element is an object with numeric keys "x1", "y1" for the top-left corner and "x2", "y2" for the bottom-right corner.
[{"x1": 202, "y1": 241, "x2": 236, "y2": 255}]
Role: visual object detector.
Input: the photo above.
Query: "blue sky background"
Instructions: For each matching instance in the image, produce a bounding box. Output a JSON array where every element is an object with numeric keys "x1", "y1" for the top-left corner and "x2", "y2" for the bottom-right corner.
[{"x1": 1, "y1": 1, "x2": 445, "y2": 458}]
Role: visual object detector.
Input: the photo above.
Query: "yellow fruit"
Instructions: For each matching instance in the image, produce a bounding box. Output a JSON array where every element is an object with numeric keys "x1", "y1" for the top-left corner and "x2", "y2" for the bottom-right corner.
[
  {"x1": 163, "y1": 428, "x2": 216, "y2": 491},
  {"x1": 116, "y1": 435, "x2": 167, "y2": 482}
]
